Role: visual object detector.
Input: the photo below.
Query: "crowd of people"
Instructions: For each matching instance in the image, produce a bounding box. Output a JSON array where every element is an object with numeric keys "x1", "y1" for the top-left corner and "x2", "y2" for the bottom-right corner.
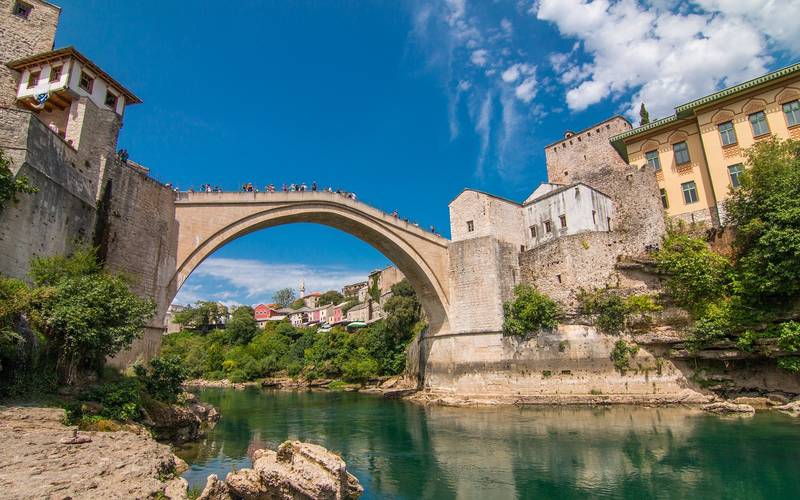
[{"x1": 162, "y1": 181, "x2": 438, "y2": 234}]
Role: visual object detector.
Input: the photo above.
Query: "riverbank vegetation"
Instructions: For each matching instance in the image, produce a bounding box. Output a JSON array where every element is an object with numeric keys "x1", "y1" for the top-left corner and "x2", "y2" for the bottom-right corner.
[
  {"x1": 0, "y1": 248, "x2": 191, "y2": 431},
  {"x1": 163, "y1": 279, "x2": 425, "y2": 384},
  {"x1": 0, "y1": 147, "x2": 37, "y2": 211},
  {"x1": 653, "y1": 138, "x2": 800, "y2": 371}
]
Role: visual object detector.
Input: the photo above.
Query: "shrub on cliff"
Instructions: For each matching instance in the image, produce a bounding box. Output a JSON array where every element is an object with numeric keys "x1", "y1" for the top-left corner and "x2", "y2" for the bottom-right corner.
[
  {"x1": 578, "y1": 289, "x2": 662, "y2": 334},
  {"x1": 724, "y1": 138, "x2": 800, "y2": 303},
  {"x1": 28, "y1": 248, "x2": 156, "y2": 385},
  {"x1": 502, "y1": 285, "x2": 559, "y2": 337},
  {"x1": 134, "y1": 355, "x2": 186, "y2": 403},
  {"x1": 0, "y1": 148, "x2": 37, "y2": 211},
  {"x1": 610, "y1": 339, "x2": 639, "y2": 372}
]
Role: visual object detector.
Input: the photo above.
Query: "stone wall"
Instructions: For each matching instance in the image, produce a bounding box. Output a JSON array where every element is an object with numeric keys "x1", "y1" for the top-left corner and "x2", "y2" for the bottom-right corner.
[
  {"x1": 0, "y1": 108, "x2": 96, "y2": 279},
  {"x1": 0, "y1": 0, "x2": 60, "y2": 107},
  {"x1": 449, "y1": 190, "x2": 524, "y2": 246},
  {"x1": 446, "y1": 236, "x2": 519, "y2": 334},
  {"x1": 99, "y1": 160, "x2": 178, "y2": 367},
  {"x1": 419, "y1": 326, "x2": 703, "y2": 402}
]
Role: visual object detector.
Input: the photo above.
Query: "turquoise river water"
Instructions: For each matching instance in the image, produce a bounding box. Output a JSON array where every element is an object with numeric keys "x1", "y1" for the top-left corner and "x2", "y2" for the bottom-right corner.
[{"x1": 177, "y1": 388, "x2": 800, "y2": 499}]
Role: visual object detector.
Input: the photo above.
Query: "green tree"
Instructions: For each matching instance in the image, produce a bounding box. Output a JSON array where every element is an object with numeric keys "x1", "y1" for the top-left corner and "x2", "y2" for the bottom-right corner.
[
  {"x1": 318, "y1": 290, "x2": 344, "y2": 306},
  {"x1": 134, "y1": 355, "x2": 186, "y2": 403},
  {"x1": 639, "y1": 103, "x2": 650, "y2": 126},
  {"x1": 272, "y1": 287, "x2": 295, "y2": 307},
  {"x1": 724, "y1": 138, "x2": 800, "y2": 304},
  {"x1": 226, "y1": 305, "x2": 259, "y2": 345},
  {"x1": 28, "y1": 249, "x2": 155, "y2": 384},
  {"x1": 0, "y1": 148, "x2": 37, "y2": 211},
  {"x1": 502, "y1": 285, "x2": 559, "y2": 337},
  {"x1": 290, "y1": 298, "x2": 306, "y2": 310},
  {"x1": 0, "y1": 277, "x2": 32, "y2": 376},
  {"x1": 173, "y1": 301, "x2": 229, "y2": 333}
]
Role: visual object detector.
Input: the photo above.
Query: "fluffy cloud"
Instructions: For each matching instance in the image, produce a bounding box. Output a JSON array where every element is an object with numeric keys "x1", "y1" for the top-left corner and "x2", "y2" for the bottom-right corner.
[
  {"x1": 535, "y1": 0, "x2": 798, "y2": 120},
  {"x1": 470, "y1": 49, "x2": 489, "y2": 66},
  {"x1": 173, "y1": 258, "x2": 372, "y2": 305}
]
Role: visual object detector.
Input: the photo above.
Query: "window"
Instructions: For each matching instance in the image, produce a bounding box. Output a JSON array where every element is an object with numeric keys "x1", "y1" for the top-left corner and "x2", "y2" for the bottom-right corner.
[
  {"x1": 784, "y1": 100, "x2": 800, "y2": 127},
  {"x1": 559, "y1": 215, "x2": 567, "y2": 228},
  {"x1": 26, "y1": 71, "x2": 40, "y2": 88},
  {"x1": 529, "y1": 225, "x2": 537, "y2": 238},
  {"x1": 544, "y1": 220, "x2": 552, "y2": 233},
  {"x1": 749, "y1": 111, "x2": 769, "y2": 137},
  {"x1": 13, "y1": 1, "x2": 32, "y2": 19},
  {"x1": 660, "y1": 188, "x2": 669, "y2": 209},
  {"x1": 673, "y1": 141, "x2": 690, "y2": 165},
  {"x1": 645, "y1": 150, "x2": 661, "y2": 171},
  {"x1": 78, "y1": 71, "x2": 94, "y2": 93},
  {"x1": 728, "y1": 163, "x2": 744, "y2": 189},
  {"x1": 104, "y1": 90, "x2": 118, "y2": 108},
  {"x1": 681, "y1": 181, "x2": 698, "y2": 204},
  {"x1": 718, "y1": 121, "x2": 737, "y2": 146},
  {"x1": 466, "y1": 220, "x2": 474, "y2": 232},
  {"x1": 49, "y1": 65, "x2": 62, "y2": 82}
]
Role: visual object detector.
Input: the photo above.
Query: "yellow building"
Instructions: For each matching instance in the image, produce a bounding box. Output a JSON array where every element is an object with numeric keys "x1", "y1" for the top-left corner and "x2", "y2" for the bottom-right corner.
[{"x1": 611, "y1": 62, "x2": 800, "y2": 226}]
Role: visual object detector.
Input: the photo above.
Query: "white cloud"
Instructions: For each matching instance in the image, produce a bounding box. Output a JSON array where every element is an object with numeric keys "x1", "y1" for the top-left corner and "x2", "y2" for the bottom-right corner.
[
  {"x1": 515, "y1": 76, "x2": 538, "y2": 103},
  {"x1": 501, "y1": 65, "x2": 521, "y2": 83},
  {"x1": 535, "y1": 0, "x2": 797, "y2": 120},
  {"x1": 500, "y1": 18, "x2": 513, "y2": 35},
  {"x1": 174, "y1": 258, "x2": 372, "y2": 305},
  {"x1": 470, "y1": 49, "x2": 489, "y2": 66}
]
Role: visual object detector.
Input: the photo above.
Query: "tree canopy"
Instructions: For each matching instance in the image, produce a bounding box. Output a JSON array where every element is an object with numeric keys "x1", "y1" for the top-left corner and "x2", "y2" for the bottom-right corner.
[{"x1": 272, "y1": 287, "x2": 295, "y2": 307}]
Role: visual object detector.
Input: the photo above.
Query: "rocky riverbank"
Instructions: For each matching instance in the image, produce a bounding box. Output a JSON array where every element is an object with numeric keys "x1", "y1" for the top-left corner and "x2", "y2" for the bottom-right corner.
[
  {"x1": 185, "y1": 375, "x2": 417, "y2": 398},
  {"x1": 0, "y1": 405, "x2": 187, "y2": 499}
]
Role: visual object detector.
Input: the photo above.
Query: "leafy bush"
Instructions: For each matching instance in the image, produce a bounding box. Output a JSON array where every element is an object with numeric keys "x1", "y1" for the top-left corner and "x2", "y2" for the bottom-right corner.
[
  {"x1": 610, "y1": 339, "x2": 639, "y2": 371},
  {"x1": 578, "y1": 289, "x2": 661, "y2": 334},
  {"x1": 134, "y1": 355, "x2": 186, "y2": 403},
  {"x1": 654, "y1": 233, "x2": 732, "y2": 312},
  {"x1": 342, "y1": 348, "x2": 379, "y2": 384},
  {"x1": 0, "y1": 147, "x2": 37, "y2": 211},
  {"x1": 778, "y1": 357, "x2": 800, "y2": 373},
  {"x1": 84, "y1": 378, "x2": 143, "y2": 422},
  {"x1": 225, "y1": 306, "x2": 259, "y2": 345},
  {"x1": 777, "y1": 321, "x2": 800, "y2": 353},
  {"x1": 502, "y1": 285, "x2": 559, "y2": 337}
]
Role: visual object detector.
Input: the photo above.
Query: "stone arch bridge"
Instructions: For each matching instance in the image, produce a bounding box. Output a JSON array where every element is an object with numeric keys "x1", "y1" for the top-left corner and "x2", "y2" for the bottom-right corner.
[{"x1": 171, "y1": 191, "x2": 451, "y2": 335}]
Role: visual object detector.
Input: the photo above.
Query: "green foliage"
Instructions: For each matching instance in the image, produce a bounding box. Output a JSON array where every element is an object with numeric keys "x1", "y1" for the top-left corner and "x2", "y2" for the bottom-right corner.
[
  {"x1": 0, "y1": 147, "x2": 38, "y2": 211},
  {"x1": 84, "y1": 378, "x2": 143, "y2": 422},
  {"x1": 502, "y1": 285, "x2": 559, "y2": 337},
  {"x1": 272, "y1": 287, "x2": 295, "y2": 307},
  {"x1": 173, "y1": 301, "x2": 228, "y2": 333},
  {"x1": 725, "y1": 138, "x2": 800, "y2": 303},
  {"x1": 340, "y1": 300, "x2": 360, "y2": 316},
  {"x1": 777, "y1": 321, "x2": 800, "y2": 353},
  {"x1": 778, "y1": 357, "x2": 800, "y2": 373},
  {"x1": 161, "y1": 280, "x2": 423, "y2": 384},
  {"x1": 0, "y1": 276, "x2": 31, "y2": 375},
  {"x1": 27, "y1": 248, "x2": 155, "y2": 385},
  {"x1": 578, "y1": 289, "x2": 661, "y2": 334},
  {"x1": 290, "y1": 298, "x2": 306, "y2": 310},
  {"x1": 318, "y1": 290, "x2": 344, "y2": 306},
  {"x1": 611, "y1": 340, "x2": 639, "y2": 371},
  {"x1": 225, "y1": 306, "x2": 258, "y2": 345},
  {"x1": 368, "y1": 275, "x2": 381, "y2": 302},
  {"x1": 134, "y1": 355, "x2": 186, "y2": 403},
  {"x1": 654, "y1": 233, "x2": 732, "y2": 313}
]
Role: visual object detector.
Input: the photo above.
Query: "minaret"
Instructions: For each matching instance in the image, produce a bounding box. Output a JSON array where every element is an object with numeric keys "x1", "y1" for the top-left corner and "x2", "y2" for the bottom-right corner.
[{"x1": 299, "y1": 280, "x2": 305, "y2": 298}]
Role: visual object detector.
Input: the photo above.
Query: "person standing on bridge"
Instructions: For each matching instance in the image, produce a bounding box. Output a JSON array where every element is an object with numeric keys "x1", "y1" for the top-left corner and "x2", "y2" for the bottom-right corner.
[{"x1": 311, "y1": 181, "x2": 317, "y2": 192}]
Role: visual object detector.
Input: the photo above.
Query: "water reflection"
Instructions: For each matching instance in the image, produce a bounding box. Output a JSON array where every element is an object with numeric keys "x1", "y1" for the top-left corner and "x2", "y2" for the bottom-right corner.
[{"x1": 177, "y1": 388, "x2": 800, "y2": 499}]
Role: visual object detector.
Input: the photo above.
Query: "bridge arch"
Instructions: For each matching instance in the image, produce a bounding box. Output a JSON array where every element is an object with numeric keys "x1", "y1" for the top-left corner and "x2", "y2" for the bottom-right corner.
[{"x1": 171, "y1": 192, "x2": 451, "y2": 335}]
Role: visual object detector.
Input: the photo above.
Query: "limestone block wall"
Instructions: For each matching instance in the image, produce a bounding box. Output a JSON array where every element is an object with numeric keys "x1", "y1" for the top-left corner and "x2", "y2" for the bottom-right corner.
[
  {"x1": 447, "y1": 236, "x2": 520, "y2": 334},
  {"x1": 420, "y1": 326, "x2": 700, "y2": 401},
  {"x1": 449, "y1": 190, "x2": 524, "y2": 246},
  {"x1": 0, "y1": 108, "x2": 96, "y2": 279},
  {"x1": 99, "y1": 160, "x2": 178, "y2": 367},
  {"x1": 0, "y1": 0, "x2": 60, "y2": 107}
]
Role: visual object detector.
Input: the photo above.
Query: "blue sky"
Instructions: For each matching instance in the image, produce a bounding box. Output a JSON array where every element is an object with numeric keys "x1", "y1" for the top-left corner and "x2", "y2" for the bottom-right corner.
[{"x1": 53, "y1": 0, "x2": 798, "y2": 306}]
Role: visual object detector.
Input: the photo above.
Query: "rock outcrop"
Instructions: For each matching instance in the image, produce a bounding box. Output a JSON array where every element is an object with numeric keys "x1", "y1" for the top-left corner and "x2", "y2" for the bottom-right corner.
[
  {"x1": 198, "y1": 440, "x2": 363, "y2": 499},
  {"x1": 141, "y1": 392, "x2": 220, "y2": 443},
  {"x1": 775, "y1": 400, "x2": 800, "y2": 416},
  {"x1": 701, "y1": 402, "x2": 756, "y2": 414}
]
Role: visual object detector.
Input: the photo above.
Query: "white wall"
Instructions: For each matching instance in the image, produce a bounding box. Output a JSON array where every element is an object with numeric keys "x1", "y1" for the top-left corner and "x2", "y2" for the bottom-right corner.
[
  {"x1": 522, "y1": 183, "x2": 613, "y2": 249},
  {"x1": 16, "y1": 56, "x2": 127, "y2": 116}
]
